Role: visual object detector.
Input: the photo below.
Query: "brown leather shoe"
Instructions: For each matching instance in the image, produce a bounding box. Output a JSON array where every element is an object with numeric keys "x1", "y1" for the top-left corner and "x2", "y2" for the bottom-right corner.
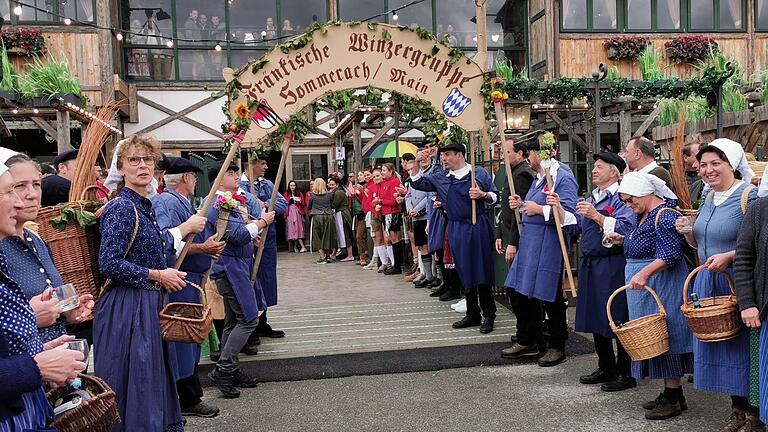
[
  {"x1": 720, "y1": 408, "x2": 747, "y2": 432},
  {"x1": 405, "y1": 272, "x2": 421, "y2": 282},
  {"x1": 642, "y1": 393, "x2": 688, "y2": 411},
  {"x1": 537, "y1": 348, "x2": 566, "y2": 367},
  {"x1": 500, "y1": 343, "x2": 541, "y2": 359},
  {"x1": 644, "y1": 395, "x2": 682, "y2": 420},
  {"x1": 739, "y1": 414, "x2": 767, "y2": 432}
]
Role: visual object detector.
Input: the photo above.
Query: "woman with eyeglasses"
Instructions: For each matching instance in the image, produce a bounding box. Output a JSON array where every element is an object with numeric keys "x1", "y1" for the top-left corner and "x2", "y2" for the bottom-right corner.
[
  {"x1": 94, "y1": 135, "x2": 203, "y2": 432},
  {"x1": 606, "y1": 172, "x2": 692, "y2": 421}
]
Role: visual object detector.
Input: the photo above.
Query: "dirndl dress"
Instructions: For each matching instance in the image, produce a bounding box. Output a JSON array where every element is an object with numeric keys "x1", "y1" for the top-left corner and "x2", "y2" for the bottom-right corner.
[{"x1": 286, "y1": 203, "x2": 305, "y2": 240}]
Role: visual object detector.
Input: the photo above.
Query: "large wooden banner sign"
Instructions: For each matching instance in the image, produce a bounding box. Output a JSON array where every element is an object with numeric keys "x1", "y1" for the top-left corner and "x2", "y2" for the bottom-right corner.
[{"x1": 224, "y1": 22, "x2": 486, "y2": 147}]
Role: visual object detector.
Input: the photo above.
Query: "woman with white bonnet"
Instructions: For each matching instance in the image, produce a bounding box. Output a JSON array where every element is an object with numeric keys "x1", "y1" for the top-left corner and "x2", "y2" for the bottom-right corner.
[
  {"x1": 677, "y1": 139, "x2": 761, "y2": 431},
  {"x1": 735, "y1": 147, "x2": 768, "y2": 431},
  {"x1": 0, "y1": 147, "x2": 86, "y2": 431},
  {"x1": 607, "y1": 171, "x2": 691, "y2": 420}
]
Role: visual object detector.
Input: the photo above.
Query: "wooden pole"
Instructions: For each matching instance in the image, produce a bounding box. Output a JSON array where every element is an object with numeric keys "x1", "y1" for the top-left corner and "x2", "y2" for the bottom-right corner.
[
  {"x1": 493, "y1": 102, "x2": 522, "y2": 234},
  {"x1": 544, "y1": 166, "x2": 577, "y2": 298},
  {"x1": 469, "y1": 133, "x2": 477, "y2": 225},
  {"x1": 251, "y1": 140, "x2": 291, "y2": 283},
  {"x1": 174, "y1": 141, "x2": 240, "y2": 269}
]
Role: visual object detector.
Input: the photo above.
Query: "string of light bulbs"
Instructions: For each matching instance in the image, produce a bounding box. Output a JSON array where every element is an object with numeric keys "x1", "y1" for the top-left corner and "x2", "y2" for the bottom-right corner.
[{"x1": 10, "y1": 0, "x2": 425, "y2": 51}]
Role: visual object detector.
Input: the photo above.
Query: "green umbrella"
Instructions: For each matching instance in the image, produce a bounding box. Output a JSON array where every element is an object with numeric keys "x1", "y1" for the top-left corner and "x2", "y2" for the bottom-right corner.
[{"x1": 366, "y1": 140, "x2": 417, "y2": 158}]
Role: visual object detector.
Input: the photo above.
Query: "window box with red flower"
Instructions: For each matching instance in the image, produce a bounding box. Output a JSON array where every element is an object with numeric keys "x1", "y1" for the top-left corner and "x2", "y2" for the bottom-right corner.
[
  {"x1": 603, "y1": 36, "x2": 650, "y2": 61},
  {"x1": 664, "y1": 35, "x2": 718, "y2": 65},
  {"x1": 1, "y1": 28, "x2": 46, "y2": 57}
]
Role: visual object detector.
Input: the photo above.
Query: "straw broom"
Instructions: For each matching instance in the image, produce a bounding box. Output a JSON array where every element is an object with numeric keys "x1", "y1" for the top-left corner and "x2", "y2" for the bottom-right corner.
[
  {"x1": 670, "y1": 114, "x2": 692, "y2": 210},
  {"x1": 69, "y1": 102, "x2": 120, "y2": 201}
]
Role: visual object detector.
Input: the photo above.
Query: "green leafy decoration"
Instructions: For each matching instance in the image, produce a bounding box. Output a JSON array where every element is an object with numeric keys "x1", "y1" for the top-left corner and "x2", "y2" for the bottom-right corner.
[
  {"x1": 367, "y1": 22, "x2": 378, "y2": 31},
  {"x1": 381, "y1": 29, "x2": 391, "y2": 41},
  {"x1": 49, "y1": 204, "x2": 100, "y2": 230}
]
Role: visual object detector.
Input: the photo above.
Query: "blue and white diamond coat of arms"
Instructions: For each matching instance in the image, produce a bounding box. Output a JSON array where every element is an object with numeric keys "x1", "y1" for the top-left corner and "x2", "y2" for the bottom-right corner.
[{"x1": 442, "y1": 88, "x2": 472, "y2": 118}]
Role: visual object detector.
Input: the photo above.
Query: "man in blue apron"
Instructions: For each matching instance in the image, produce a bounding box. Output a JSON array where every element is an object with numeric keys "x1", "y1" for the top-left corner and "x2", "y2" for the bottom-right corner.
[
  {"x1": 570, "y1": 153, "x2": 637, "y2": 391},
  {"x1": 502, "y1": 138, "x2": 578, "y2": 367},
  {"x1": 151, "y1": 157, "x2": 225, "y2": 417},
  {"x1": 207, "y1": 162, "x2": 275, "y2": 398},
  {"x1": 240, "y1": 154, "x2": 288, "y2": 342},
  {"x1": 410, "y1": 142, "x2": 498, "y2": 333}
]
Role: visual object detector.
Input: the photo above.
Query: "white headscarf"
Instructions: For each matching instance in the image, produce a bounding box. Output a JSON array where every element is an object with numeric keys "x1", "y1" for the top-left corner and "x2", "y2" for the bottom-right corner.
[
  {"x1": 617, "y1": 171, "x2": 678, "y2": 200},
  {"x1": 104, "y1": 138, "x2": 159, "y2": 198},
  {"x1": 0, "y1": 147, "x2": 18, "y2": 177},
  {"x1": 708, "y1": 138, "x2": 754, "y2": 185}
]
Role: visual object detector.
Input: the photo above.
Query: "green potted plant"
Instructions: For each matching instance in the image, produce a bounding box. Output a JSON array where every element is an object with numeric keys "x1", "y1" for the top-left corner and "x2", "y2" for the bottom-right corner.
[
  {"x1": 17, "y1": 54, "x2": 82, "y2": 107},
  {"x1": 0, "y1": 47, "x2": 20, "y2": 107}
]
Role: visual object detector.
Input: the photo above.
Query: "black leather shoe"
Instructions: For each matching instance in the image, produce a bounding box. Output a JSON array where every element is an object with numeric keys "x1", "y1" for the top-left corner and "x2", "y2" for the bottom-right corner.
[
  {"x1": 579, "y1": 368, "x2": 613, "y2": 385},
  {"x1": 232, "y1": 369, "x2": 258, "y2": 388},
  {"x1": 452, "y1": 316, "x2": 481, "y2": 328},
  {"x1": 537, "y1": 348, "x2": 566, "y2": 367},
  {"x1": 479, "y1": 317, "x2": 495, "y2": 334},
  {"x1": 181, "y1": 401, "x2": 220, "y2": 418},
  {"x1": 429, "y1": 278, "x2": 442, "y2": 288},
  {"x1": 255, "y1": 324, "x2": 286, "y2": 339},
  {"x1": 601, "y1": 374, "x2": 637, "y2": 392},
  {"x1": 429, "y1": 284, "x2": 448, "y2": 297},
  {"x1": 414, "y1": 278, "x2": 433, "y2": 288},
  {"x1": 439, "y1": 290, "x2": 462, "y2": 301},
  {"x1": 208, "y1": 368, "x2": 240, "y2": 399}
]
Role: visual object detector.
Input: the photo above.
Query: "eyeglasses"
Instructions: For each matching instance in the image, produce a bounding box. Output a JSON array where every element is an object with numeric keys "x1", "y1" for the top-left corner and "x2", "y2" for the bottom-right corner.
[
  {"x1": 126, "y1": 156, "x2": 156, "y2": 167},
  {"x1": 619, "y1": 193, "x2": 635, "y2": 204}
]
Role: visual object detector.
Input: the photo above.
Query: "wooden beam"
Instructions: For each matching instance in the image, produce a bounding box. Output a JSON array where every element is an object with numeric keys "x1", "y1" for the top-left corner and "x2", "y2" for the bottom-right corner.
[
  {"x1": 56, "y1": 110, "x2": 73, "y2": 153},
  {"x1": 29, "y1": 117, "x2": 58, "y2": 137},
  {"x1": 635, "y1": 106, "x2": 660, "y2": 138},
  {"x1": 353, "y1": 120, "x2": 362, "y2": 173},
  {"x1": 619, "y1": 110, "x2": 632, "y2": 149},
  {"x1": 547, "y1": 112, "x2": 588, "y2": 152},
  {"x1": 135, "y1": 92, "x2": 225, "y2": 136},
  {"x1": 361, "y1": 117, "x2": 397, "y2": 155}
]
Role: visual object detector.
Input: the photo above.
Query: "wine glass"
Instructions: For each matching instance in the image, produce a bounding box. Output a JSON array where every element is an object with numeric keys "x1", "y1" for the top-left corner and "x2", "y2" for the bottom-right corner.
[
  {"x1": 68, "y1": 339, "x2": 90, "y2": 388},
  {"x1": 51, "y1": 283, "x2": 80, "y2": 312}
]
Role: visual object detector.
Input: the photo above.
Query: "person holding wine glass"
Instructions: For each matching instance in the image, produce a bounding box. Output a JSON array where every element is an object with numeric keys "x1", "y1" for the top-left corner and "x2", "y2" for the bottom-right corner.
[
  {"x1": 283, "y1": 180, "x2": 307, "y2": 253},
  {"x1": 680, "y1": 139, "x2": 761, "y2": 431},
  {"x1": 0, "y1": 147, "x2": 85, "y2": 430},
  {"x1": 0, "y1": 153, "x2": 94, "y2": 345},
  {"x1": 94, "y1": 135, "x2": 200, "y2": 432}
]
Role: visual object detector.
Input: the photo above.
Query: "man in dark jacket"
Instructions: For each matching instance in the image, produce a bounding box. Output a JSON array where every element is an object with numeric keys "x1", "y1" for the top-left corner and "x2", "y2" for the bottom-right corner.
[
  {"x1": 496, "y1": 139, "x2": 535, "y2": 267},
  {"x1": 41, "y1": 149, "x2": 78, "y2": 206}
]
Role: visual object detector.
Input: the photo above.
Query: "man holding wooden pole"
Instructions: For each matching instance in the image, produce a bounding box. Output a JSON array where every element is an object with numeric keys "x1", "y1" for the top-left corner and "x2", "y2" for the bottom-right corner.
[
  {"x1": 409, "y1": 142, "x2": 498, "y2": 333},
  {"x1": 501, "y1": 137, "x2": 578, "y2": 367}
]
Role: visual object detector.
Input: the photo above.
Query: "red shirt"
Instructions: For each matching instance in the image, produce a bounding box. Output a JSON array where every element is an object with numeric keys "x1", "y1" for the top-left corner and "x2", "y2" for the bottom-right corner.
[
  {"x1": 378, "y1": 176, "x2": 401, "y2": 215},
  {"x1": 364, "y1": 182, "x2": 380, "y2": 215}
]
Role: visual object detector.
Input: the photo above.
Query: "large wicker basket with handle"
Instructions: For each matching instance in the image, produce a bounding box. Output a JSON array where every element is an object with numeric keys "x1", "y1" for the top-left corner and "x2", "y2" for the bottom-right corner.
[
  {"x1": 681, "y1": 264, "x2": 741, "y2": 342},
  {"x1": 607, "y1": 285, "x2": 670, "y2": 361},
  {"x1": 160, "y1": 282, "x2": 213, "y2": 344},
  {"x1": 48, "y1": 374, "x2": 120, "y2": 432},
  {"x1": 36, "y1": 186, "x2": 104, "y2": 300}
]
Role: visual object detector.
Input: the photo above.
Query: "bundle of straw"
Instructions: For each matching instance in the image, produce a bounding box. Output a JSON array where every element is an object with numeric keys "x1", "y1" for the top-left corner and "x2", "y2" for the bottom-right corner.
[
  {"x1": 670, "y1": 115, "x2": 692, "y2": 210},
  {"x1": 69, "y1": 103, "x2": 120, "y2": 201}
]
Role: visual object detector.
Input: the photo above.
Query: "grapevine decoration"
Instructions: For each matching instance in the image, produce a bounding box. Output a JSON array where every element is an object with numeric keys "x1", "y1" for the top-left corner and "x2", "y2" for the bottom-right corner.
[{"x1": 538, "y1": 132, "x2": 557, "y2": 160}]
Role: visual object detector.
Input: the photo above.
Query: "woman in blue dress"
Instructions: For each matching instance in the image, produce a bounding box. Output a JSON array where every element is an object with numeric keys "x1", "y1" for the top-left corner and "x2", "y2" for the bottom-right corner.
[
  {"x1": 0, "y1": 148, "x2": 85, "y2": 431},
  {"x1": 679, "y1": 139, "x2": 760, "y2": 431},
  {"x1": 610, "y1": 172, "x2": 692, "y2": 421},
  {"x1": 94, "y1": 135, "x2": 194, "y2": 432}
]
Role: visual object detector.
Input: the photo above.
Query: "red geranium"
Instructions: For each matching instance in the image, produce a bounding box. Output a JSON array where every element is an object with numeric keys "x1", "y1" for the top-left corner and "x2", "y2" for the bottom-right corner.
[{"x1": 233, "y1": 193, "x2": 247, "y2": 205}]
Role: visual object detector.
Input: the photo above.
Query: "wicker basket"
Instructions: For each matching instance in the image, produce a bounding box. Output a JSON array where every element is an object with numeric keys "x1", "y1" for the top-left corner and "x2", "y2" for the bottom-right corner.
[
  {"x1": 681, "y1": 264, "x2": 741, "y2": 342},
  {"x1": 36, "y1": 187, "x2": 104, "y2": 301},
  {"x1": 607, "y1": 285, "x2": 670, "y2": 361},
  {"x1": 160, "y1": 282, "x2": 213, "y2": 344},
  {"x1": 48, "y1": 374, "x2": 120, "y2": 432}
]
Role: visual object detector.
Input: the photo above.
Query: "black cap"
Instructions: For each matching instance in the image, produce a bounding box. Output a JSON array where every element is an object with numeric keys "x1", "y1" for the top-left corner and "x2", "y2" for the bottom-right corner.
[
  {"x1": 593, "y1": 152, "x2": 626, "y2": 173},
  {"x1": 53, "y1": 149, "x2": 78, "y2": 168},
  {"x1": 522, "y1": 138, "x2": 540, "y2": 152},
  {"x1": 441, "y1": 142, "x2": 466, "y2": 154},
  {"x1": 208, "y1": 162, "x2": 239, "y2": 184},
  {"x1": 402, "y1": 153, "x2": 416, "y2": 161},
  {"x1": 165, "y1": 157, "x2": 203, "y2": 175}
]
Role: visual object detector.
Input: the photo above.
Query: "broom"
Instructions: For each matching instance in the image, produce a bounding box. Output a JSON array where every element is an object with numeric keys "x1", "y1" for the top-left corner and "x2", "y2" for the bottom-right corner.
[
  {"x1": 69, "y1": 102, "x2": 121, "y2": 202},
  {"x1": 670, "y1": 114, "x2": 692, "y2": 210}
]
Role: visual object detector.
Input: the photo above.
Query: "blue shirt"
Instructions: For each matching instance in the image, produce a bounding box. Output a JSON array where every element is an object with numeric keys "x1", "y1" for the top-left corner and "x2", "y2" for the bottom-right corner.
[
  {"x1": 0, "y1": 231, "x2": 65, "y2": 343},
  {"x1": 624, "y1": 203, "x2": 685, "y2": 266}
]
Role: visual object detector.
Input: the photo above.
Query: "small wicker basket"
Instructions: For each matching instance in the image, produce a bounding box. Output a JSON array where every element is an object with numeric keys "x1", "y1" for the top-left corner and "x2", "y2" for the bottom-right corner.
[
  {"x1": 160, "y1": 282, "x2": 213, "y2": 344},
  {"x1": 48, "y1": 374, "x2": 120, "y2": 432},
  {"x1": 681, "y1": 264, "x2": 741, "y2": 342},
  {"x1": 607, "y1": 285, "x2": 670, "y2": 361},
  {"x1": 36, "y1": 187, "x2": 104, "y2": 301}
]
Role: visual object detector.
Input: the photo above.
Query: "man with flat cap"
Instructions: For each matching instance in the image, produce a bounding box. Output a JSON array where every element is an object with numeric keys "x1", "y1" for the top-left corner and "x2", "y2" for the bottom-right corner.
[
  {"x1": 549, "y1": 152, "x2": 637, "y2": 391},
  {"x1": 502, "y1": 135, "x2": 577, "y2": 367},
  {"x1": 41, "y1": 149, "x2": 78, "y2": 206},
  {"x1": 409, "y1": 141, "x2": 498, "y2": 333},
  {"x1": 151, "y1": 157, "x2": 226, "y2": 417},
  {"x1": 205, "y1": 162, "x2": 274, "y2": 398}
]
